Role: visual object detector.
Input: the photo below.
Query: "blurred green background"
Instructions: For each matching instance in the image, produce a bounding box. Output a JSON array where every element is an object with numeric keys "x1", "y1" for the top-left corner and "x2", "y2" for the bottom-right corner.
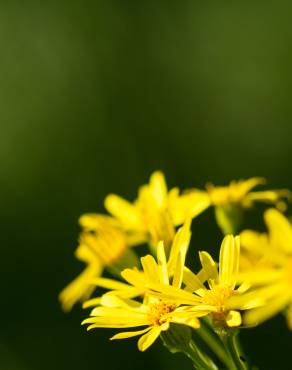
[{"x1": 1, "y1": 1, "x2": 292, "y2": 369}]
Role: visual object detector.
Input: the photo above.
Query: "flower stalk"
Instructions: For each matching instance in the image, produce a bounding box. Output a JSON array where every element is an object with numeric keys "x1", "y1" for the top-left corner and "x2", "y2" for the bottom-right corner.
[
  {"x1": 160, "y1": 324, "x2": 218, "y2": 370},
  {"x1": 218, "y1": 329, "x2": 248, "y2": 370}
]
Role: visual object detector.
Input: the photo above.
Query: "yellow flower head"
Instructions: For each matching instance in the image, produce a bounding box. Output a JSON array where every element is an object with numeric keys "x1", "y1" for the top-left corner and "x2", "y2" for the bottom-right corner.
[
  {"x1": 148, "y1": 235, "x2": 261, "y2": 328},
  {"x1": 82, "y1": 219, "x2": 193, "y2": 310},
  {"x1": 189, "y1": 235, "x2": 247, "y2": 327},
  {"x1": 82, "y1": 221, "x2": 210, "y2": 351},
  {"x1": 59, "y1": 215, "x2": 139, "y2": 311},
  {"x1": 171, "y1": 177, "x2": 290, "y2": 221},
  {"x1": 104, "y1": 171, "x2": 194, "y2": 250},
  {"x1": 234, "y1": 209, "x2": 292, "y2": 329}
]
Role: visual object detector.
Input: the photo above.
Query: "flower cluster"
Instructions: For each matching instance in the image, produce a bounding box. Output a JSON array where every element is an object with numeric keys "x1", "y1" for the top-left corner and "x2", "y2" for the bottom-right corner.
[{"x1": 60, "y1": 171, "x2": 290, "y2": 369}]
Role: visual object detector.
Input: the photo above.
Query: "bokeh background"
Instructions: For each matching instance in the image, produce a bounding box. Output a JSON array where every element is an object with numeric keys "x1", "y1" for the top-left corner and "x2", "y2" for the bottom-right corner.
[{"x1": 1, "y1": 1, "x2": 292, "y2": 369}]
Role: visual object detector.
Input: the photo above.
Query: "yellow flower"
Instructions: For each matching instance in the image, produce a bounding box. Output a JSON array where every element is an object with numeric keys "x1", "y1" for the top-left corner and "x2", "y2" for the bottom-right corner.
[
  {"x1": 231, "y1": 209, "x2": 292, "y2": 329},
  {"x1": 82, "y1": 222, "x2": 211, "y2": 351},
  {"x1": 172, "y1": 177, "x2": 290, "y2": 220},
  {"x1": 59, "y1": 215, "x2": 140, "y2": 311},
  {"x1": 149, "y1": 235, "x2": 261, "y2": 328},
  {"x1": 104, "y1": 171, "x2": 196, "y2": 250},
  {"x1": 81, "y1": 218, "x2": 193, "y2": 308},
  {"x1": 82, "y1": 294, "x2": 207, "y2": 352},
  {"x1": 60, "y1": 171, "x2": 196, "y2": 312}
]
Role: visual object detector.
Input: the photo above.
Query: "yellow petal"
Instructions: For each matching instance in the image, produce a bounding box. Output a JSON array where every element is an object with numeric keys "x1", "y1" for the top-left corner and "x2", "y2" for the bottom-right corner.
[
  {"x1": 82, "y1": 312, "x2": 149, "y2": 328},
  {"x1": 85, "y1": 321, "x2": 148, "y2": 330},
  {"x1": 245, "y1": 189, "x2": 290, "y2": 204},
  {"x1": 183, "y1": 267, "x2": 206, "y2": 292},
  {"x1": 79, "y1": 214, "x2": 119, "y2": 230},
  {"x1": 167, "y1": 219, "x2": 191, "y2": 275},
  {"x1": 100, "y1": 295, "x2": 141, "y2": 309},
  {"x1": 244, "y1": 293, "x2": 291, "y2": 326},
  {"x1": 82, "y1": 297, "x2": 102, "y2": 309},
  {"x1": 141, "y1": 255, "x2": 160, "y2": 283},
  {"x1": 104, "y1": 194, "x2": 144, "y2": 230},
  {"x1": 227, "y1": 283, "x2": 287, "y2": 310},
  {"x1": 126, "y1": 232, "x2": 148, "y2": 247},
  {"x1": 237, "y1": 177, "x2": 266, "y2": 196},
  {"x1": 172, "y1": 252, "x2": 184, "y2": 288},
  {"x1": 199, "y1": 251, "x2": 218, "y2": 282},
  {"x1": 91, "y1": 277, "x2": 131, "y2": 290},
  {"x1": 105, "y1": 287, "x2": 144, "y2": 299},
  {"x1": 237, "y1": 269, "x2": 284, "y2": 285},
  {"x1": 170, "y1": 190, "x2": 211, "y2": 225},
  {"x1": 240, "y1": 230, "x2": 269, "y2": 256},
  {"x1": 138, "y1": 326, "x2": 161, "y2": 351},
  {"x1": 89, "y1": 306, "x2": 145, "y2": 318},
  {"x1": 157, "y1": 241, "x2": 169, "y2": 285},
  {"x1": 121, "y1": 268, "x2": 147, "y2": 288},
  {"x1": 219, "y1": 235, "x2": 239, "y2": 288},
  {"x1": 110, "y1": 327, "x2": 151, "y2": 340},
  {"x1": 59, "y1": 262, "x2": 102, "y2": 312},
  {"x1": 226, "y1": 310, "x2": 242, "y2": 327},
  {"x1": 149, "y1": 171, "x2": 168, "y2": 208},
  {"x1": 265, "y1": 208, "x2": 292, "y2": 254},
  {"x1": 148, "y1": 282, "x2": 201, "y2": 305},
  {"x1": 170, "y1": 315, "x2": 200, "y2": 329}
]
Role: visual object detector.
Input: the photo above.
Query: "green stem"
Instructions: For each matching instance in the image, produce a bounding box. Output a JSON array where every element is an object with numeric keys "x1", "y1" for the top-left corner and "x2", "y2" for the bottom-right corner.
[
  {"x1": 160, "y1": 324, "x2": 218, "y2": 370},
  {"x1": 219, "y1": 330, "x2": 248, "y2": 370},
  {"x1": 196, "y1": 323, "x2": 233, "y2": 369},
  {"x1": 187, "y1": 340, "x2": 218, "y2": 370}
]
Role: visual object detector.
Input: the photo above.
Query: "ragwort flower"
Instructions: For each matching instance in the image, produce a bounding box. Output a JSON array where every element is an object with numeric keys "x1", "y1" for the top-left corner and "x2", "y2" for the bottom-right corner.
[
  {"x1": 105, "y1": 171, "x2": 195, "y2": 250},
  {"x1": 59, "y1": 215, "x2": 140, "y2": 311},
  {"x1": 171, "y1": 178, "x2": 290, "y2": 234},
  {"x1": 82, "y1": 222, "x2": 211, "y2": 351},
  {"x1": 149, "y1": 235, "x2": 260, "y2": 328}
]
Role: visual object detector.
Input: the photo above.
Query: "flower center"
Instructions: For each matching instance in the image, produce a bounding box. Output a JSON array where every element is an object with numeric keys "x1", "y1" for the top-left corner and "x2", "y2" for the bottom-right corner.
[
  {"x1": 202, "y1": 285, "x2": 235, "y2": 323},
  {"x1": 148, "y1": 301, "x2": 176, "y2": 326}
]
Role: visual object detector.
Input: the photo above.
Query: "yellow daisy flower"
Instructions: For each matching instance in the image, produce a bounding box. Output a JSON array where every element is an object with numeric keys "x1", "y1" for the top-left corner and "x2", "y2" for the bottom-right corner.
[
  {"x1": 59, "y1": 215, "x2": 141, "y2": 311},
  {"x1": 104, "y1": 171, "x2": 196, "y2": 250},
  {"x1": 171, "y1": 178, "x2": 290, "y2": 233},
  {"x1": 82, "y1": 222, "x2": 211, "y2": 351},
  {"x1": 81, "y1": 218, "x2": 193, "y2": 309},
  {"x1": 230, "y1": 209, "x2": 292, "y2": 329},
  {"x1": 149, "y1": 235, "x2": 260, "y2": 328},
  {"x1": 205, "y1": 178, "x2": 288, "y2": 208}
]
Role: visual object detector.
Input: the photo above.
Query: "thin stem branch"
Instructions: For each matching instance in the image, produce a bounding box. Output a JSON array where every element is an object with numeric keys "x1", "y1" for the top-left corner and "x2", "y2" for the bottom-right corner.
[
  {"x1": 196, "y1": 323, "x2": 233, "y2": 369},
  {"x1": 187, "y1": 340, "x2": 218, "y2": 370},
  {"x1": 219, "y1": 330, "x2": 248, "y2": 370}
]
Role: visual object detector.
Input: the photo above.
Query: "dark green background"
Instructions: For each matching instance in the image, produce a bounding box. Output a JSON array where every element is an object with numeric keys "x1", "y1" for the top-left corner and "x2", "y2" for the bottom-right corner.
[{"x1": 1, "y1": 1, "x2": 292, "y2": 369}]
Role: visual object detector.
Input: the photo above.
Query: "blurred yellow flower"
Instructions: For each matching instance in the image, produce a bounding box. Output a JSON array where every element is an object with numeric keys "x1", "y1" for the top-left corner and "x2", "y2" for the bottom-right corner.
[
  {"x1": 230, "y1": 209, "x2": 292, "y2": 329},
  {"x1": 105, "y1": 171, "x2": 197, "y2": 250},
  {"x1": 59, "y1": 171, "x2": 198, "y2": 312},
  {"x1": 171, "y1": 177, "x2": 290, "y2": 222},
  {"x1": 82, "y1": 222, "x2": 211, "y2": 351},
  {"x1": 59, "y1": 215, "x2": 140, "y2": 311}
]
